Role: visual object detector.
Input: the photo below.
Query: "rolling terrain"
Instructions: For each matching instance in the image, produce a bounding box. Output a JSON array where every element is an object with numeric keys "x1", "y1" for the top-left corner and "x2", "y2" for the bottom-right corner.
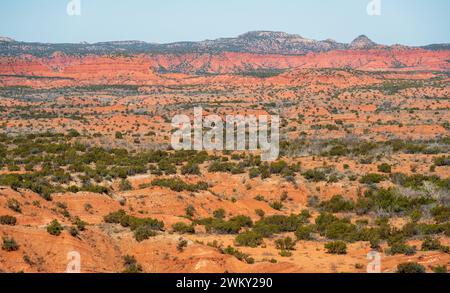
[{"x1": 0, "y1": 32, "x2": 449, "y2": 273}]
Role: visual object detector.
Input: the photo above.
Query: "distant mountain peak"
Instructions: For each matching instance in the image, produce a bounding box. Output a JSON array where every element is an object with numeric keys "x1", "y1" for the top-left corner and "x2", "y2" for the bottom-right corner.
[
  {"x1": 0, "y1": 36, "x2": 15, "y2": 43},
  {"x1": 349, "y1": 35, "x2": 377, "y2": 49},
  {"x1": 239, "y1": 31, "x2": 304, "y2": 39}
]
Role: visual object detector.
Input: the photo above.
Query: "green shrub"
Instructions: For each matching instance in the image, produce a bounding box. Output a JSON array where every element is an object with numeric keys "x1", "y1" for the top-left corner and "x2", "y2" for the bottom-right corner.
[
  {"x1": 302, "y1": 169, "x2": 327, "y2": 182},
  {"x1": 122, "y1": 255, "x2": 142, "y2": 273},
  {"x1": 119, "y1": 179, "x2": 132, "y2": 191},
  {"x1": 73, "y1": 217, "x2": 87, "y2": 231},
  {"x1": 185, "y1": 205, "x2": 196, "y2": 218},
  {"x1": 181, "y1": 162, "x2": 201, "y2": 175},
  {"x1": 235, "y1": 231, "x2": 263, "y2": 248},
  {"x1": 0, "y1": 215, "x2": 17, "y2": 226},
  {"x1": 133, "y1": 225, "x2": 157, "y2": 242},
  {"x1": 378, "y1": 163, "x2": 392, "y2": 173},
  {"x1": 434, "y1": 156, "x2": 450, "y2": 166},
  {"x1": 151, "y1": 178, "x2": 208, "y2": 192},
  {"x1": 172, "y1": 222, "x2": 195, "y2": 234},
  {"x1": 213, "y1": 208, "x2": 226, "y2": 220},
  {"x1": 7, "y1": 199, "x2": 21, "y2": 213},
  {"x1": 431, "y1": 205, "x2": 450, "y2": 224},
  {"x1": 275, "y1": 237, "x2": 296, "y2": 251},
  {"x1": 69, "y1": 226, "x2": 79, "y2": 237},
  {"x1": 47, "y1": 220, "x2": 64, "y2": 236},
  {"x1": 421, "y1": 237, "x2": 448, "y2": 252},
  {"x1": 396, "y1": 262, "x2": 425, "y2": 273},
  {"x1": 432, "y1": 265, "x2": 447, "y2": 273},
  {"x1": 360, "y1": 173, "x2": 386, "y2": 184},
  {"x1": 249, "y1": 168, "x2": 260, "y2": 179},
  {"x1": 255, "y1": 209, "x2": 265, "y2": 218},
  {"x1": 295, "y1": 225, "x2": 314, "y2": 240},
  {"x1": 319, "y1": 195, "x2": 355, "y2": 213},
  {"x1": 220, "y1": 246, "x2": 254, "y2": 264},
  {"x1": 2, "y1": 237, "x2": 19, "y2": 252},
  {"x1": 270, "y1": 201, "x2": 283, "y2": 211},
  {"x1": 325, "y1": 241, "x2": 347, "y2": 254}
]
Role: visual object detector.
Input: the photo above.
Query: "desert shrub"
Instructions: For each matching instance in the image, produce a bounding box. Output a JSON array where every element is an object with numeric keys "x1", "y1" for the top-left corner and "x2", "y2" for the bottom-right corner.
[
  {"x1": 431, "y1": 205, "x2": 450, "y2": 223},
  {"x1": 255, "y1": 209, "x2": 265, "y2": 218},
  {"x1": 181, "y1": 162, "x2": 201, "y2": 175},
  {"x1": 392, "y1": 173, "x2": 449, "y2": 190},
  {"x1": 7, "y1": 199, "x2": 21, "y2": 213},
  {"x1": 119, "y1": 179, "x2": 132, "y2": 191},
  {"x1": 269, "y1": 160, "x2": 288, "y2": 174},
  {"x1": 196, "y1": 217, "x2": 246, "y2": 235},
  {"x1": 122, "y1": 255, "x2": 142, "y2": 273},
  {"x1": 133, "y1": 225, "x2": 157, "y2": 242},
  {"x1": 295, "y1": 225, "x2": 314, "y2": 240},
  {"x1": 104, "y1": 209, "x2": 127, "y2": 223},
  {"x1": 172, "y1": 222, "x2": 195, "y2": 234},
  {"x1": 213, "y1": 208, "x2": 226, "y2": 220},
  {"x1": 356, "y1": 188, "x2": 434, "y2": 215},
  {"x1": 257, "y1": 214, "x2": 304, "y2": 234},
  {"x1": 386, "y1": 241, "x2": 416, "y2": 255},
  {"x1": 248, "y1": 168, "x2": 260, "y2": 179},
  {"x1": 360, "y1": 173, "x2": 386, "y2": 184},
  {"x1": 275, "y1": 237, "x2": 296, "y2": 251},
  {"x1": 0, "y1": 215, "x2": 17, "y2": 226},
  {"x1": 396, "y1": 262, "x2": 425, "y2": 273},
  {"x1": 434, "y1": 156, "x2": 450, "y2": 166},
  {"x1": 319, "y1": 195, "x2": 355, "y2": 213},
  {"x1": 2, "y1": 237, "x2": 19, "y2": 252},
  {"x1": 46, "y1": 220, "x2": 63, "y2": 236},
  {"x1": 269, "y1": 201, "x2": 283, "y2": 211},
  {"x1": 177, "y1": 238, "x2": 188, "y2": 252},
  {"x1": 73, "y1": 217, "x2": 87, "y2": 231},
  {"x1": 254, "y1": 195, "x2": 265, "y2": 201},
  {"x1": 104, "y1": 210, "x2": 164, "y2": 232},
  {"x1": 69, "y1": 226, "x2": 79, "y2": 237},
  {"x1": 220, "y1": 246, "x2": 254, "y2": 264},
  {"x1": 328, "y1": 145, "x2": 349, "y2": 156},
  {"x1": 115, "y1": 132, "x2": 123, "y2": 139},
  {"x1": 421, "y1": 236, "x2": 448, "y2": 252},
  {"x1": 185, "y1": 205, "x2": 196, "y2": 218},
  {"x1": 151, "y1": 178, "x2": 208, "y2": 192},
  {"x1": 302, "y1": 169, "x2": 327, "y2": 182},
  {"x1": 235, "y1": 231, "x2": 263, "y2": 248},
  {"x1": 432, "y1": 265, "x2": 448, "y2": 273},
  {"x1": 325, "y1": 241, "x2": 347, "y2": 254},
  {"x1": 229, "y1": 215, "x2": 253, "y2": 228},
  {"x1": 378, "y1": 163, "x2": 392, "y2": 173}
]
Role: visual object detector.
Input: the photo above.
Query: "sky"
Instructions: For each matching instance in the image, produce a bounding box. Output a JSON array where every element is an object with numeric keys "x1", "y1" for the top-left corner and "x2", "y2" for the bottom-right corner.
[{"x1": 0, "y1": 0, "x2": 449, "y2": 46}]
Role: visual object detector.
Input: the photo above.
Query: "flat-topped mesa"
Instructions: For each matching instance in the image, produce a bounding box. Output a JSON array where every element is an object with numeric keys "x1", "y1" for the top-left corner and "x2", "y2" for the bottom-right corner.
[{"x1": 349, "y1": 35, "x2": 377, "y2": 49}]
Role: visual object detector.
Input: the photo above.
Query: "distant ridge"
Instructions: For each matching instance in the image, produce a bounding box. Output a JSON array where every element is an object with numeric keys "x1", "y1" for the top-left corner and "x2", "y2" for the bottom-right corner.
[{"x1": 0, "y1": 31, "x2": 448, "y2": 57}]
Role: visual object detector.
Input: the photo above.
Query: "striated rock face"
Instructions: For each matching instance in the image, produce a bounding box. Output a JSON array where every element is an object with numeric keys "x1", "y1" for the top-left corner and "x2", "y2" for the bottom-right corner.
[{"x1": 0, "y1": 31, "x2": 448, "y2": 88}]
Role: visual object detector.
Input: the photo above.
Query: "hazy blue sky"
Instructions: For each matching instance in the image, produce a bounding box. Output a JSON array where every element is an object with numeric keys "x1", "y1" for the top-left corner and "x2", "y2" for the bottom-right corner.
[{"x1": 0, "y1": 0, "x2": 449, "y2": 45}]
